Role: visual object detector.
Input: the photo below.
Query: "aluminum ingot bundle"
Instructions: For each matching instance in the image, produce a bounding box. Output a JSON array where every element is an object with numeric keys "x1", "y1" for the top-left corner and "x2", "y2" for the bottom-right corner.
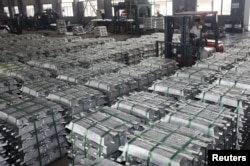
[
  {"x1": 0, "y1": 75, "x2": 18, "y2": 93},
  {"x1": 225, "y1": 45, "x2": 250, "y2": 55},
  {"x1": 72, "y1": 157, "x2": 122, "y2": 166},
  {"x1": 0, "y1": 50, "x2": 19, "y2": 62},
  {"x1": 196, "y1": 84, "x2": 250, "y2": 109},
  {"x1": 118, "y1": 65, "x2": 162, "y2": 88},
  {"x1": 154, "y1": 122, "x2": 214, "y2": 148},
  {"x1": 95, "y1": 107, "x2": 143, "y2": 130},
  {"x1": 196, "y1": 84, "x2": 250, "y2": 149},
  {"x1": 149, "y1": 77, "x2": 203, "y2": 99},
  {"x1": 232, "y1": 61, "x2": 250, "y2": 73},
  {"x1": 211, "y1": 52, "x2": 247, "y2": 62},
  {"x1": 20, "y1": 78, "x2": 68, "y2": 98},
  {"x1": 88, "y1": 61, "x2": 126, "y2": 74},
  {"x1": 162, "y1": 100, "x2": 235, "y2": 150},
  {"x1": 118, "y1": 123, "x2": 212, "y2": 166},
  {"x1": 193, "y1": 58, "x2": 233, "y2": 71},
  {"x1": 27, "y1": 57, "x2": 79, "y2": 73},
  {"x1": 112, "y1": 91, "x2": 176, "y2": 124},
  {"x1": 47, "y1": 85, "x2": 106, "y2": 115},
  {"x1": 3, "y1": 67, "x2": 51, "y2": 83},
  {"x1": 66, "y1": 110, "x2": 130, "y2": 164},
  {"x1": 57, "y1": 68, "x2": 100, "y2": 84},
  {"x1": 0, "y1": 63, "x2": 27, "y2": 74},
  {"x1": 173, "y1": 67, "x2": 219, "y2": 83},
  {"x1": 85, "y1": 73, "x2": 137, "y2": 104},
  {"x1": 94, "y1": 26, "x2": 108, "y2": 37},
  {"x1": 139, "y1": 57, "x2": 178, "y2": 76},
  {"x1": 0, "y1": 96, "x2": 68, "y2": 166},
  {"x1": 216, "y1": 70, "x2": 250, "y2": 90}
]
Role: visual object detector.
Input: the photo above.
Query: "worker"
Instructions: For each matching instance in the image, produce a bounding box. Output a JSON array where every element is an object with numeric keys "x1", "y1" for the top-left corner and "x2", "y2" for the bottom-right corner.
[
  {"x1": 190, "y1": 18, "x2": 201, "y2": 39},
  {"x1": 190, "y1": 18, "x2": 207, "y2": 58},
  {"x1": 100, "y1": 11, "x2": 105, "y2": 20},
  {"x1": 156, "y1": 11, "x2": 163, "y2": 17}
]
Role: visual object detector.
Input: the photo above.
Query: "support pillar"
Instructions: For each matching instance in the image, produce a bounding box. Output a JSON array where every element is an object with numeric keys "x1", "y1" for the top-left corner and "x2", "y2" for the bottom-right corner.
[
  {"x1": 35, "y1": 0, "x2": 42, "y2": 13},
  {"x1": 7, "y1": 0, "x2": 14, "y2": 18},
  {"x1": 17, "y1": 0, "x2": 23, "y2": 14},
  {"x1": 104, "y1": 0, "x2": 112, "y2": 19},
  {"x1": 244, "y1": 0, "x2": 250, "y2": 30},
  {"x1": 0, "y1": 0, "x2": 3, "y2": 13}
]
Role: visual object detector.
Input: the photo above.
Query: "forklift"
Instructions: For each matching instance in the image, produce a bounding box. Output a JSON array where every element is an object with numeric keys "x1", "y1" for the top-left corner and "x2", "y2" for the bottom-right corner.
[{"x1": 164, "y1": 11, "x2": 224, "y2": 67}]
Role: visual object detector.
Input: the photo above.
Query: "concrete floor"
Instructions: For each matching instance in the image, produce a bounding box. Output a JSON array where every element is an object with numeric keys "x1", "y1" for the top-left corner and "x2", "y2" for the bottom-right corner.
[{"x1": 31, "y1": 30, "x2": 249, "y2": 166}]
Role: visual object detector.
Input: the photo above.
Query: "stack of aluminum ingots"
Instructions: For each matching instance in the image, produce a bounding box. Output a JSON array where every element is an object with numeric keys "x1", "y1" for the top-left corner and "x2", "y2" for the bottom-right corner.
[
  {"x1": 0, "y1": 50, "x2": 19, "y2": 62},
  {"x1": 2, "y1": 65, "x2": 51, "y2": 83},
  {"x1": 0, "y1": 93, "x2": 68, "y2": 166},
  {"x1": 226, "y1": 47, "x2": 249, "y2": 59},
  {"x1": 0, "y1": 130, "x2": 8, "y2": 165},
  {"x1": 0, "y1": 63, "x2": 27, "y2": 73},
  {"x1": 66, "y1": 108, "x2": 133, "y2": 165},
  {"x1": 85, "y1": 73, "x2": 137, "y2": 104},
  {"x1": 216, "y1": 70, "x2": 250, "y2": 90},
  {"x1": 209, "y1": 52, "x2": 247, "y2": 63},
  {"x1": 161, "y1": 100, "x2": 236, "y2": 150},
  {"x1": 73, "y1": 157, "x2": 122, "y2": 166},
  {"x1": 57, "y1": 20, "x2": 67, "y2": 34},
  {"x1": 95, "y1": 106, "x2": 144, "y2": 130},
  {"x1": 47, "y1": 85, "x2": 107, "y2": 116},
  {"x1": 149, "y1": 77, "x2": 204, "y2": 99},
  {"x1": 143, "y1": 42, "x2": 157, "y2": 58},
  {"x1": 0, "y1": 75, "x2": 18, "y2": 93},
  {"x1": 88, "y1": 61, "x2": 127, "y2": 74},
  {"x1": 27, "y1": 57, "x2": 79, "y2": 74},
  {"x1": 56, "y1": 68, "x2": 100, "y2": 84},
  {"x1": 155, "y1": 17, "x2": 164, "y2": 30},
  {"x1": 20, "y1": 78, "x2": 68, "y2": 98},
  {"x1": 118, "y1": 122, "x2": 214, "y2": 166},
  {"x1": 123, "y1": 47, "x2": 142, "y2": 65},
  {"x1": 196, "y1": 84, "x2": 250, "y2": 149},
  {"x1": 143, "y1": 17, "x2": 154, "y2": 30},
  {"x1": 94, "y1": 26, "x2": 108, "y2": 37},
  {"x1": 173, "y1": 67, "x2": 219, "y2": 83},
  {"x1": 139, "y1": 57, "x2": 178, "y2": 76},
  {"x1": 112, "y1": 92, "x2": 176, "y2": 124},
  {"x1": 118, "y1": 65, "x2": 162, "y2": 88},
  {"x1": 232, "y1": 61, "x2": 250, "y2": 73},
  {"x1": 193, "y1": 58, "x2": 234, "y2": 71}
]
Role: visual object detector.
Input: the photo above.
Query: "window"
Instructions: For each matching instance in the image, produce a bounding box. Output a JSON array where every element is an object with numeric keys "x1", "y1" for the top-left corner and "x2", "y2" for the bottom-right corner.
[
  {"x1": 166, "y1": 1, "x2": 173, "y2": 16},
  {"x1": 79, "y1": 0, "x2": 97, "y2": 17},
  {"x1": 26, "y1": 5, "x2": 35, "y2": 17},
  {"x1": 197, "y1": 0, "x2": 212, "y2": 12},
  {"x1": 148, "y1": 0, "x2": 173, "y2": 16},
  {"x1": 221, "y1": 0, "x2": 231, "y2": 15},
  {"x1": 213, "y1": 0, "x2": 222, "y2": 15},
  {"x1": 43, "y1": 4, "x2": 53, "y2": 10},
  {"x1": 14, "y1": 6, "x2": 19, "y2": 14},
  {"x1": 111, "y1": 0, "x2": 124, "y2": 5},
  {"x1": 61, "y1": 2, "x2": 74, "y2": 17},
  {"x1": 198, "y1": 0, "x2": 231, "y2": 15},
  {"x1": 4, "y1": 7, "x2": 10, "y2": 17}
]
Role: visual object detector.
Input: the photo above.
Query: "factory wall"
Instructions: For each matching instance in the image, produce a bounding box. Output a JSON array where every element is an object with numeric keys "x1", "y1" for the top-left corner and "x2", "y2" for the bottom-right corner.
[
  {"x1": 217, "y1": 0, "x2": 245, "y2": 27},
  {"x1": 172, "y1": 0, "x2": 245, "y2": 28},
  {"x1": 173, "y1": 0, "x2": 197, "y2": 12},
  {"x1": 0, "y1": 0, "x2": 247, "y2": 27}
]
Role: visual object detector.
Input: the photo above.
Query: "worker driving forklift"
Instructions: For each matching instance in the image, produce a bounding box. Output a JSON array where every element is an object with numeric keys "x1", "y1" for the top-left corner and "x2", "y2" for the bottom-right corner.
[{"x1": 190, "y1": 18, "x2": 208, "y2": 59}]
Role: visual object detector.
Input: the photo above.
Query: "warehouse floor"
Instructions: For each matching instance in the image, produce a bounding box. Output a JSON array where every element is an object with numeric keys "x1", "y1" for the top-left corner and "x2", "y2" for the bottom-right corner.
[{"x1": 23, "y1": 30, "x2": 248, "y2": 166}]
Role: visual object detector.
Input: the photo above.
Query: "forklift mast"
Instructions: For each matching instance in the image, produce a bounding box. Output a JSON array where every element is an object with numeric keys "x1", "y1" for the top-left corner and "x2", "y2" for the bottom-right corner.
[
  {"x1": 164, "y1": 16, "x2": 192, "y2": 67},
  {"x1": 174, "y1": 11, "x2": 219, "y2": 51}
]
